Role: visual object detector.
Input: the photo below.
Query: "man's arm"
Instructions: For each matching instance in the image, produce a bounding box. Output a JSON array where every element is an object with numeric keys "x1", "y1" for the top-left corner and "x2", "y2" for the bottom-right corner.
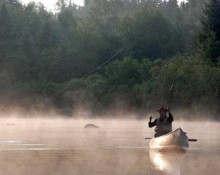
[{"x1": 149, "y1": 117, "x2": 157, "y2": 128}]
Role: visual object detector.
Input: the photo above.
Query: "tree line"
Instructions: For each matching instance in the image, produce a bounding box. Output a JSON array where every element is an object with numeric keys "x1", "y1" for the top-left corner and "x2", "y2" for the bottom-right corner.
[{"x1": 0, "y1": 0, "x2": 220, "y2": 118}]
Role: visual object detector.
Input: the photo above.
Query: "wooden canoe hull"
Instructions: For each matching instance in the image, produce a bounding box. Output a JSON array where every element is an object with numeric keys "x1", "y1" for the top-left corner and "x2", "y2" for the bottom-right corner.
[{"x1": 149, "y1": 128, "x2": 189, "y2": 151}]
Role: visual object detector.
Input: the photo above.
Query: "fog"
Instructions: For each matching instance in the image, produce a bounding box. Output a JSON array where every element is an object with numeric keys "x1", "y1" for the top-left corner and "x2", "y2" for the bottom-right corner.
[{"x1": 0, "y1": 111, "x2": 218, "y2": 175}]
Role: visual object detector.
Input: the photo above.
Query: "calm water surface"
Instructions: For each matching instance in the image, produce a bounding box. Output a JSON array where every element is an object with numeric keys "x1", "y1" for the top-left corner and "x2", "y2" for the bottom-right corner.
[{"x1": 0, "y1": 118, "x2": 219, "y2": 175}]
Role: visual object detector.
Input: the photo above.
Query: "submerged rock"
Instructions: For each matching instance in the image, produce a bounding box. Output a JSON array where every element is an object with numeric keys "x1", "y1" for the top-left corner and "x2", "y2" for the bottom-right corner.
[
  {"x1": 7, "y1": 123, "x2": 15, "y2": 126},
  {"x1": 84, "y1": 124, "x2": 100, "y2": 129}
]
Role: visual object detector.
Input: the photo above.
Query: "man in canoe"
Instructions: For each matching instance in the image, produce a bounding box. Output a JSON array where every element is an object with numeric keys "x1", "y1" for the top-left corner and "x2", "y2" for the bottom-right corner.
[{"x1": 148, "y1": 107, "x2": 174, "y2": 138}]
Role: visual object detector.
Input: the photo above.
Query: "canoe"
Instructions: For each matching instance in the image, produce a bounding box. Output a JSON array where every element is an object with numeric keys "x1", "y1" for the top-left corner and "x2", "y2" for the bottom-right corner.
[{"x1": 149, "y1": 128, "x2": 189, "y2": 151}]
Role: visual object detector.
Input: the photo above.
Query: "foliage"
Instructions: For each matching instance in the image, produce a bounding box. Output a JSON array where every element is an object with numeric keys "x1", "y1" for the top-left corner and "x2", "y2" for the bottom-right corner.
[
  {"x1": 199, "y1": 0, "x2": 220, "y2": 64},
  {"x1": 120, "y1": 8, "x2": 175, "y2": 59},
  {"x1": 0, "y1": 0, "x2": 220, "y2": 118}
]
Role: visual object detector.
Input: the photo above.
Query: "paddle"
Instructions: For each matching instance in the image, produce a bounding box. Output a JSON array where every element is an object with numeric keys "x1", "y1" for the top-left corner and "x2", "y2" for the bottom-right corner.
[
  {"x1": 188, "y1": 139, "x2": 197, "y2": 142},
  {"x1": 145, "y1": 137, "x2": 197, "y2": 142}
]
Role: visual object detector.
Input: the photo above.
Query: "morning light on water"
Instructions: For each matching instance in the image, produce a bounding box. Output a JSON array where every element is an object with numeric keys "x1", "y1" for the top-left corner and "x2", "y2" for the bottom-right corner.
[
  {"x1": 0, "y1": 116, "x2": 219, "y2": 175},
  {"x1": 0, "y1": 0, "x2": 220, "y2": 174}
]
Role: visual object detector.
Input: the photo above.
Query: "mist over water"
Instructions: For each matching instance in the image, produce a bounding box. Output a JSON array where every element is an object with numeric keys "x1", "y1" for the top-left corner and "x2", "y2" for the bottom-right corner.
[{"x1": 0, "y1": 115, "x2": 219, "y2": 175}]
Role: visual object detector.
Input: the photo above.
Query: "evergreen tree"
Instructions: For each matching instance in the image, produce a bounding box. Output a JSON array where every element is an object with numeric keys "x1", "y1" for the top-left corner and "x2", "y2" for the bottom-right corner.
[
  {"x1": 0, "y1": 3, "x2": 14, "y2": 58},
  {"x1": 199, "y1": 0, "x2": 220, "y2": 64},
  {"x1": 121, "y1": 8, "x2": 174, "y2": 59}
]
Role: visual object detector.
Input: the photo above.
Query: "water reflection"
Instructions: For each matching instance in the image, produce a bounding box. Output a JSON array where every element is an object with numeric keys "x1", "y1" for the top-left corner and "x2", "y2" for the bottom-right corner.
[{"x1": 149, "y1": 150, "x2": 187, "y2": 175}]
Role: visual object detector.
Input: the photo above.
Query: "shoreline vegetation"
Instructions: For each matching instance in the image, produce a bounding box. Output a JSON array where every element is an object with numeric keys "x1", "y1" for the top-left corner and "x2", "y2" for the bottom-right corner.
[{"x1": 0, "y1": 0, "x2": 220, "y2": 119}]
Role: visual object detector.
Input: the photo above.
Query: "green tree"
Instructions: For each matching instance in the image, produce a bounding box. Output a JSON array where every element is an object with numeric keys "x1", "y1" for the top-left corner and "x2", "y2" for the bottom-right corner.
[
  {"x1": 121, "y1": 8, "x2": 175, "y2": 59},
  {"x1": 0, "y1": 3, "x2": 15, "y2": 58},
  {"x1": 199, "y1": 0, "x2": 220, "y2": 64}
]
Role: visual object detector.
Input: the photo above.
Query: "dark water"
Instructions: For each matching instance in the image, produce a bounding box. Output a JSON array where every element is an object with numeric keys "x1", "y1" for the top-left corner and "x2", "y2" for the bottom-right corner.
[{"x1": 0, "y1": 119, "x2": 219, "y2": 175}]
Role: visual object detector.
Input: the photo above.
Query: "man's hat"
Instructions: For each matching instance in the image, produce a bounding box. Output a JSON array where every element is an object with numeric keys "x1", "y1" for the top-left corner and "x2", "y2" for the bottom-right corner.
[{"x1": 157, "y1": 107, "x2": 167, "y2": 112}]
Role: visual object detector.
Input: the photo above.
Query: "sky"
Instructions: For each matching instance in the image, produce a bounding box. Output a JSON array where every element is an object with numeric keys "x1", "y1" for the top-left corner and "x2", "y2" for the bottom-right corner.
[
  {"x1": 21, "y1": 0, "x2": 186, "y2": 11},
  {"x1": 21, "y1": 0, "x2": 84, "y2": 11}
]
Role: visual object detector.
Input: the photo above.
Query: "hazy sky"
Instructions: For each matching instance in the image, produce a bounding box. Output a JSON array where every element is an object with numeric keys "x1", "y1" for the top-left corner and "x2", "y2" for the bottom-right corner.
[
  {"x1": 21, "y1": 0, "x2": 186, "y2": 11},
  {"x1": 21, "y1": 0, "x2": 84, "y2": 11}
]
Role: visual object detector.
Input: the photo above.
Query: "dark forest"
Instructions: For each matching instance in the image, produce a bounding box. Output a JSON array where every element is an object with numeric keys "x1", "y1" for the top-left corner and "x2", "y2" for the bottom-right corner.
[{"x1": 0, "y1": 0, "x2": 220, "y2": 118}]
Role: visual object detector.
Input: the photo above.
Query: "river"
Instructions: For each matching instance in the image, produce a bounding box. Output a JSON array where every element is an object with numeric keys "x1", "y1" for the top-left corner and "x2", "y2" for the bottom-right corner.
[{"x1": 0, "y1": 118, "x2": 219, "y2": 175}]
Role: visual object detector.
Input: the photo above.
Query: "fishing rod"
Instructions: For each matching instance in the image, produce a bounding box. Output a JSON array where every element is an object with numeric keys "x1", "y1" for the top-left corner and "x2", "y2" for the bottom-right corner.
[
  {"x1": 146, "y1": 68, "x2": 177, "y2": 138},
  {"x1": 168, "y1": 84, "x2": 174, "y2": 110},
  {"x1": 167, "y1": 68, "x2": 178, "y2": 110},
  {"x1": 84, "y1": 47, "x2": 126, "y2": 77},
  {"x1": 44, "y1": 47, "x2": 126, "y2": 101}
]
